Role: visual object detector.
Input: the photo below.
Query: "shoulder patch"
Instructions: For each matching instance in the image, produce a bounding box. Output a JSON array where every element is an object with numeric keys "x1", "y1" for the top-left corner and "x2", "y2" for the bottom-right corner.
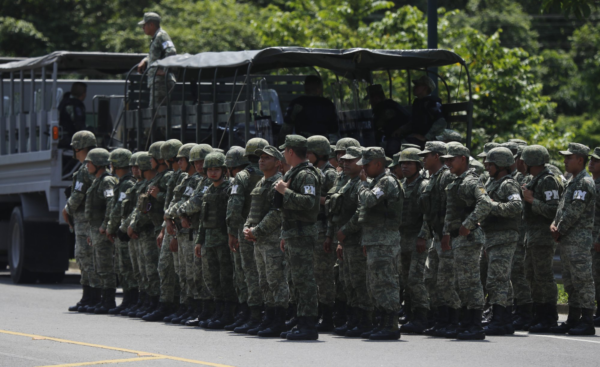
[
  {"x1": 544, "y1": 190, "x2": 560, "y2": 201},
  {"x1": 162, "y1": 40, "x2": 174, "y2": 49},
  {"x1": 184, "y1": 186, "x2": 194, "y2": 196},
  {"x1": 507, "y1": 193, "x2": 521, "y2": 201},
  {"x1": 372, "y1": 186, "x2": 384, "y2": 199},
  {"x1": 74, "y1": 181, "x2": 84, "y2": 192},
  {"x1": 304, "y1": 185, "x2": 316, "y2": 195},
  {"x1": 573, "y1": 190, "x2": 587, "y2": 201},
  {"x1": 231, "y1": 185, "x2": 239, "y2": 194},
  {"x1": 118, "y1": 192, "x2": 127, "y2": 202},
  {"x1": 104, "y1": 189, "x2": 114, "y2": 198}
]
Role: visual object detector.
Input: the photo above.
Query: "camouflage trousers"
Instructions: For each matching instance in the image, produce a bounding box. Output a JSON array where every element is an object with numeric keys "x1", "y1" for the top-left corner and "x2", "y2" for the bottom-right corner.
[
  {"x1": 366, "y1": 244, "x2": 401, "y2": 313},
  {"x1": 593, "y1": 249, "x2": 600, "y2": 302},
  {"x1": 399, "y1": 249, "x2": 430, "y2": 311},
  {"x1": 342, "y1": 245, "x2": 373, "y2": 311},
  {"x1": 128, "y1": 238, "x2": 142, "y2": 291},
  {"x1": 232, "y1": 247, "x2": 248, "y2": 304},
  {"x1": 314, "y1": 232, "x2": 337, "y2": 306},
  {"x1": 285, "y1": 236, "x2": 319, "y2": 317},
  {"x1": 285, "y1": 244, "x2": 297, "y2": 305},
  {"x1": 335, "y1": 259, "x2": 347, "y2": 303},
  {"x1": 139, "y1": 230, "x2": 160, "y2": 297},
  {"x1": 560, "y1": 240, "x2": 596, "y2": 309},
  {"x1": 158, "y1": 232, "x2": 180, "y2": 303},
  {"x1": 254, "y1": 240, "x2": 288, "y2": 308},
  {"x1": 429, "y1": 238, "x2": 461, "y2": 309},
  {"x1": 114, "y1": 238, "x2": 137, "y2": 291},
  {"x1": 239, "y1": 228, "x2": 263, "y2": 307},
  {"x1": 511, "y1": 243, "x2": 533, "y2": 305},
  {"x1": 89, "y1": 224, "x2": 116, "y2": 289},
  {"x1": 148, "y1": 77, "x2": 175, "y2": 109},
  {"x1": 193, "y1": 233, "x2": 211, "y2": 300},
  {"x1": 177, "y1": 231, "x2": 195, "y2": 304},
  {"x1": 201, "y1": 244, "x2": 236, "y2": 302},
  {"x1": 524, "y1": 242, "x2": 557, "y2": 305},
  {"x1": 483, "y1": 242, "x2": 516, "y2": 307},
  {"x1": 424, "y1": 246, "x2": 439, "y2": 308},
  {"x1": 74, "y1": 221, "x2": 100, "y2": 288},
  {"x1": 454, "y1": 235, "x2": 484, "y2": 310},
  {"x1": 133, "y1": 238, "x2": 148, "y2": 293}
]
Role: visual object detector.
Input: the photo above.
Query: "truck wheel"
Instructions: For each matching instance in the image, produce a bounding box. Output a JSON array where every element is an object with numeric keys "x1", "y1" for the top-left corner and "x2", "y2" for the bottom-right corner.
[{"x1": 8, "y1": 207, "x2": 36, "y2": 283}]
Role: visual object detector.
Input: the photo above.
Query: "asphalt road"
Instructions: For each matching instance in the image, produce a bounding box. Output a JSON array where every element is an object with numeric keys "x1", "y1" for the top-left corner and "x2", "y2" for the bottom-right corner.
[{"x1": 0, "y1": 272, "x2": 599, "y2": 367}]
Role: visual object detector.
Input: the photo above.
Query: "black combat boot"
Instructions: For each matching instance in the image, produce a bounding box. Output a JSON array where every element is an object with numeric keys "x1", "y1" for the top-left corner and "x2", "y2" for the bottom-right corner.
[
  {"x1": 317, "y1": 303, "x2": 335, "y2": 332},
  {"x1": 234, "y1": 306, "x2": 263, "y2": 333},
  {"x1": 172, "y1": 302, "x2": 196, "y2": 324},
  {"x1": 549, "y1": 306, "x2": 581, "y2": 334},
  {"x1": 207, "y1": 301, "x2": 235, "y2": 329},
  {"x1": 69, "y1": 285, "x2": 92, "y2": 312},
  {"x1": 249, "y1": 308, "x2": 275, "y2": 335},
  {"x1": 398, "y1": 297, "x2": 412, "y2": 325},
  {"x1": 81, "y1": 288, "x2": 103, "y2": 313},
  {"x1": 346, "y1": 309, "x2": 374, "y2": 337},
  {"x1": 568, "y1": 308, "x2": 596, "y2": 336},
  {"x1": 594, "y1": 306, "x2": 600, "y2": 327},
  {"x1": 504, "y1": 305, "x2": 515, "y2": 335},
  {"x1": 456, "y1": 309, "x2": 485, "y2": 340},
  {"x1": 258, "y1": 307, "x2": 287, "y2": 337},
  {"x1": 484, "y1": 304, "x2": 507, "y2": 336},
  {"x1": 369, "y1": 311, "x2": 401, "y2": 340},
  {"x1": 120, "y1": 288, "x2": 139, "y2": 315},
  {"x1": 332, "y1": 300, "x2": 347, "y2": 327},
  {"x1": 226, "y1": 303, "x2": 250, "y2": 331},
  {"x1": 529, "y1": 303, "x2": 557, "y2": 333},
  {"x1": 200, "y1": 301, "x2": 222, "y2": 328},
  {"x1": 143, "y1": 302, "x2": 175, "y2": 321},
  {"x1": 442, "y1": 308, "x2": 460, "y2": 338},
  {"x1": 125, "y1": 291, "x2": 146, "y2": 316},
  {"x1": 334, "y1": 306, "x2": 356, "y2": 336},
  {"x1": 424, "y1": 305, "x2": 449, "y2": 337},
  {"x1": 187, "y1": 300, "x2": 213, "y2": 327},
  {"x1": 512, "y1": 303, "x2": 533, "y2": 331},
  {"x1": 164, "y1": 303, "x2": 187, "y2": 323},
  {"x1": 109, "y1": 289, "x2": 131, "y2": 315},
  {"x1": 286, "y1": 316, "x2": 319, "y2": 340},
  {"x1": 95, "y1": 288, "x2": 117, "y2": 314},
  {"x1": 136, "y1": 296, "x2": 158, "y2": 318},
  {"x1": 285, "y1": 304, "x2": 299, "y2": 331},
  {"x1": 401, "y1": 307, "x2": 429, "y2": 334}
]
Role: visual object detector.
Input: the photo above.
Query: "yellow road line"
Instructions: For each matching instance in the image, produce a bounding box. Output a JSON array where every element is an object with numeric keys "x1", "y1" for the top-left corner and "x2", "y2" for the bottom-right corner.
[
  {"x1": 0, "y1": 329, "x2": 235, "y2": 367},
  {"x1": 36, "y1": 356, "x2": 165, "y2": 367}
]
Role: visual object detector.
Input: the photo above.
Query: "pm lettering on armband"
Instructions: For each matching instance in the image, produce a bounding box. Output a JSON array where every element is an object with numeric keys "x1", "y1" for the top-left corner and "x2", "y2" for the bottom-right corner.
[
  {"x1": 544, "y1": 190, "x2": 559, "y2": 201},
  {"x1": 573, "y1": 190, "x2": 587, "y2": 201},
  {"x1": 304, "y1": 185, "x2": 316, "y2": 195}
]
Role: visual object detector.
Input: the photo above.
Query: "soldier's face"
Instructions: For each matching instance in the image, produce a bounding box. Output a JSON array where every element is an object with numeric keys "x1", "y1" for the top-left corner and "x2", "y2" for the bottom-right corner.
[
  {"x1": 194, "y1": 160, "x2": 204, "y2": 174},
  {"x1": 363, "y1": 160, "x2": 383, "y2": 178},
  {"x1": 484, "y1": 162, "x2": 497, "y2": 177},
  {"x1": 342, "y1": 158, "x2": 360, "y2": 177},
  {"x1": 150, "y1": 157, "x2": 158, "y2": 170},
  {"x1": 392, "y1": 165, "x2": 404, "y2": 179},
  {"x1": 142, "y1": 22, "x2": 157, "y2": 36},
  {"x1": 422, "y1": 152, "x2": 438, "y2": 170},
  {"x1": 564, "y1": 154, "x2": 584, "y2": 174},
  {"x1": 259, "y1": 153, "x2": 276, "y2": 172},
  {"x1": 132, "y1": 166, "x2": 141, "y2": 179},
  {"x1": 589, "y1": 157, "x2": 600, "y2": 174},
  {"x1": 447, "y1": 156, "x2": 467, "y2": 175},
  {"x1": 207, "y1": 167, "x2": 224, "y2": 181},
  {"x1": 178, "y1": 157, "x2": 188, "y2": 172},
  {"x1": 307, "y1": 152, "x2": 318, "y2": 165},
  {"x1": 400, "y1": 162, "x2": 418, "y2": 178},
  {"x1": 86, "y1": 161, "x2": 96, "y2": 175}
]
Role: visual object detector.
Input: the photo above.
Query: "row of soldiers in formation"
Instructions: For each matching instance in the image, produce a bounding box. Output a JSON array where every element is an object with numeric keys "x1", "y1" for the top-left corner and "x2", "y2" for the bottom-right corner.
[{"x1": 64, "y1": 130, "x2": 600, "y2": 341}]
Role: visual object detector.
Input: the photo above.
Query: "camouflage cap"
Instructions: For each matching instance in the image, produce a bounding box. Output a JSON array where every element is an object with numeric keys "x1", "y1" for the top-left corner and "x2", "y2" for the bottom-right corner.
[
  {"x1": 307, "y1": 135, "x2": 331, "y2": 156},
  {"x1": 486, "y1": 147, "x2": 515, "y2": 168},
  {"x1": 279, "y1": 135, "x2": 307, "y2": 150},
  {"x1": 500, "y1": 141, "x2": 519, "y2": 155},
  {"x1": 401, "y1": 143, "x2": 421, "y2": 151},
  {"x1": 419, "y1": 141, "x2": 447, "y2": 156},
  {"x1": 203, "y1": 152, "x2": 226, "y2": 169},
  {"x1": 137, "y1": 152, "x2": 153, "y2": 171},
  {"x1": 71, "y1": 130, "x2": 97, "y2": 150},
  {"x1": 469, "y1": 157, "x2": 485, "y2": 175},
  {"x1": 109, "y1": 148, "x2": 132, "y2": 168},
  {"x1": 85, "y1": 148, "x2": 110, "y2": 166},
  {"x1": 148, "y1": 141, "x2": 165, "y2": 160},
  {"x1": 335, "y1": 137, "x2": 360, "y2": 152},
  {"x1": 138, "y1": 12, "x2": 161, "y2": 25},
  {"x1": 161, "y1": 139, "x2": 183, "y2": 160},
  {"x1": 364, "y1": 84, "x2": 385, "y2": 100},
  {"x1": 244, "y1": 138, "x2": 269, "y2": 157},
  {"x1": 176, "y1": 143, "x2": 196, "y2": 159},
  {"x1": 340, "y1": 146, "x2": 362, "y2": 160},
  {"x1": 399, "y1": 148, "x2": 423, "y2": 165},
  {"x1": 388, "y1": 152, "x2": 401, "y2": 168},
  {"x1": 330, "y1": 145, "x2": 337, "y2": 156},
  {"x1": 356, "y1": 147, "x2": 386, "y2": 166},
  {"x1": 521, "y1": 145, "x2": 550, "y2": 166},
  {"x1": 255, "y1": 145, "x2": 283, "y2": 161},
  {"x1": 226, "y1": 146, "x2": 249, "y2": 168},
  {"x1": 559, "y1": 142, "x2": 590, "y2": 156},
  {"x1": 441, "y1": 143, "x2": 470, "y2": 159},
  {"x1": 412, "y1": 75, "x2": 436, "y2": 92},
  {"x1": 189, "y1": 144, "x2": 213, "y2": 162},
  {"x1": 436, "y1": 129, "x2": 463, "y2": 143},
  {"x1": 509, "y1": 139, "x2": 528, "y2": 146},
  {"x1": 130, "y1": 151, "x2": 143, "y2": 166},
  {"x1": 476, "y1": 142, "x2": 500, "y2": 158},
  {"x1": 590, "y1": 147, "x2": 600, "y2": 160}
]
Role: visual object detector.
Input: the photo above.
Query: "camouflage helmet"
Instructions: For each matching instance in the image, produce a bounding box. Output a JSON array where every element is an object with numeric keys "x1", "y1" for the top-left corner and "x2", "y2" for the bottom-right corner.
[
  {"x1": 176, "y1": 143, "x2": 196, "y2": 159},
  {"x1": 335, "y1": 137, "x2": 360, "y2": 152},
  {"x1": 398, "y1": 148, "x2": 423, "y2": 165},
  {"x1": 500, "y1": 142, "x2": 519, "y2": 155},
  {"x1": 109, "y1": 148, "x2": 132, "y2": 168},
  {"x1": 130, "y1": 151, "x2": 143, "y2": 166},
  {"x1": 148, "y1": 141, "x2": 165, "y2": 160},
  {"x1": 307, "y1": 135, "x2": 331, "y2": 157},
  {"x1": 244, "y1": 138, "x2": 269, "y2": 157},
  {"x1": 213, "y1": 148, "x2": 225, "y2": 154},
  {"x1": 477, "y1": 142, "x2": 500, "y2": 158},
  {"x1": 521, "y1": 145, "x2": 550, "y2": 167},
  {"x1": 71, "y1": 130, "x2": 97, "y2": 150},
  {"x1": 189, "y1": 144, "x2": 213, "y2": 162},
  {"x1": 84, "y1": 148, "x2": 110, "y2": 167},
  {"x1": 485, "y1": 147, "x2": 515, "y2": 168},
  {"x1": 226, "y1": 146, "x2": 249, "y2": 168},
  {"x1": 137, "y1": 152, "x2": 153, "y2": 171},
  {"x1": 161, "y1": 139, "x2": 183, "y2": 161},
  {"x1": 203, "y1": 152, "x2": 227, "y2": 169}
]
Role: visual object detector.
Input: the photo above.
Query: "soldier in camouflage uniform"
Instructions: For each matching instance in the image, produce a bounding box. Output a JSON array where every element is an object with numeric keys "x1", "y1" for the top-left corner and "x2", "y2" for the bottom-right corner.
[
  {"x1": 243, "y1": 146, "x2": 287, "y2": 337},
  {"x1": 588, "y1": 147, "x2": 600, "y2": 326},
  {"x1": 84, "y1": 148, "x2": 118, "y2": 314},
  {"x1": 520, "y1": 145, "x2": 562, "y2": 333},
  {"x1": 397, "y1": 148, "x2": 431, "y2": 335},
  {"x1": 277, "y1": 135, "x2": 322, "y2": 341},
  {"x1": 549, "y1": 143, "x2": 596, "y2": 336},
  {"x1": 104, "y1": 148, "x2": 137, "y2": 315},
  {"x1": 226, "y1": 140, "x2": 268, "y2": 332},
  {"x1": 178, "y1": 144, "x2": 214, "y2": 326},
  {"x1": 441, "y1": 143, "x2": 494, "y2": 340},
  {"x1": 479, "y1": 148, "x2": 523, "y2": 335},
  {"x1": 195, "y1": 152, "x2": 237, "y2": 329},
  {"x1": 65, "y1": 131, "x2": 101, "y2": 312},
  {"x1": 418, "y1": 141, "x2": 461, "y2": 337},
  {"x1": 137, "y1": 12, "x2": 176, "y2": 108}
]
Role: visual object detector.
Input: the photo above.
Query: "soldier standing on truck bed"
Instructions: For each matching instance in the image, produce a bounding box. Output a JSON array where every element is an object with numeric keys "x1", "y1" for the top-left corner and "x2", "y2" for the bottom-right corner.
[{"x1": 58, "y1": 82, "x2": 87, "y2": 148}]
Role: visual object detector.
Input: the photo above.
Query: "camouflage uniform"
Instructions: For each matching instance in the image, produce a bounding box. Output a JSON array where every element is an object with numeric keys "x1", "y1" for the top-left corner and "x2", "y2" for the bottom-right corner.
[
  {"x1": 592, "y1": 169, "x2": 600, "y2": 309},
  {"x1": 510, "y1": 166, "x2": 533, "y2": 307},
  {"x1": 121, "y1": 178, "x2": 147, "y2": 294}
]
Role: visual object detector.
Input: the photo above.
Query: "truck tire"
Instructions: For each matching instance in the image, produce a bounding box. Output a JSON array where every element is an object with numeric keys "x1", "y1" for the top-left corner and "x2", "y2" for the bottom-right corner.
[{"x1": 8, "y1": 207, "x2": 36, "y2": 283}]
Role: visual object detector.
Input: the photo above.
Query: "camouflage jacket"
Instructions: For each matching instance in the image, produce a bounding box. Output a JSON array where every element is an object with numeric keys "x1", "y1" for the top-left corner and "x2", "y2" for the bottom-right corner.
[
  {"x1": 512, "y1": 169, "x2": 526, "y2": 185},
  {"x1": 280, "y1": 161, "x2": 322, "y2": 239},
  {"x1": 129, "y1": 179, "x2": 154, "y2": 233},
  {"x1": 226, "y1": 163, "x2": 264, "y2": 233},
  {"x1": 325, "y1": 171, "x2": 349, "y2": 238},
  {"x1": 481, "y1": 174, "x2": 522, "y2": 247},
  {"x1": 164, "y1": 170, "x2": 185, "y2": 213},
  {"x1": 317, "y1": 162, "x2": 337, "y2": 233},
  {"x1": 146, "y1": 169, "x2": 173, "y2": 230},
  {"x1": 172, "y1": 173, "x2": 204, "y2": 230},
  {"x1": 400, "y1": 174, "x2": 428, "y2": 238},
  {"x1": 106, "y1": 173, "x2": 136, "y2": 235},
  {"x1": 65, "y1": 165, "x2": 94, "y2": 223},
  {"x1": 593, "y1": 176, "x2": 600, "y2": 244},
  {"x1": 244, "y1": 172, "x2": 282, "y2": 244},
  {"x1": 443, "y1": 168, "x2": 493, "y2": 236},
  {"x1": 85, "y1": 172, "x2": 118, "y2": 227},
  {"x1": 418, "y1": 165, "x2": 454, "y2": 240},
  {"x1": 335, "y1": 176, "x2": 365, "y2": 247},
  {"x1": 178, "y1": 175, "x2": 211, "y2": 218},
  {"x1": 143, "y1": 28, "x2": 176, "y2": 86},
  {"x1": 523, "y1": 167, "x2": 562, "y2": 245},
  {"x1": 196, "y1": 178, "x2": 233, "y2": 248},
  {"x1": 553, "y1": 169, "x2": 596, "y2": 244},
  {"x1": 120, "y1": 179, "x2": 145, "y2": 233}
]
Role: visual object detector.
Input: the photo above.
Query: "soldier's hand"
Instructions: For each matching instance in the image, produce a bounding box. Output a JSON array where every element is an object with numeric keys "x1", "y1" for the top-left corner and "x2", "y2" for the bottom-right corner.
[
  {"x1": 324, "y1": 236, "x2": 333, "y2": 253},
  {"x1": 87, "y1": 237, "x2": 91, "y2": 246},
  {"x1": 550, "y1": 224, "x2": 561, "y2": 242},
  {"x1": 459, "y1": 225, "x2": 470, "y2": 237},
  {"x1": 228, "y1": 234, "x2": 239, "y2": 252},
  {"x1": 243, "y1": 228, "x2": 256, "y2": 242},
  {"x1": 148, "y1": 186, "x2": 160, "y2": 198},
  {"x1": 137, "y1": 60, "x2": 147, "y2": 73},
  {"x1": 157, "y1": 229, "x2": 164, "y2": 248},
  {"x1": 416, "y1": 238, "x2": 427, "y2": 254},
  {"x1": 336, "y1": 244, "x2": 343, "y2": 261},
  {"x1": 275, "y1": 180, "x2": 289, "y2": 195},
  {"x1": 441, "y1": 234, "x2": 451, "y2": 251},
  {"x1": 359, "y1": 169, "x2": 367, "y2": 182},
  {"x1": 194, "y1": 244, "x2": 202, "y2": 258},
  {"x1": 99, "y1": 227, "x2": 107, "y2": 235},
  {"x1": 62, "y1": 208, "x2": 72, "y2": 230},
  {"x1": 166, "y1": 220, "x2": 176, "y2": 235},
  {"x1": 280, "y1": 239, "x2": 285, "y2": 253},
  {"x1": 107, "y1": 233, "x2": 115, "y2": 243},
  {"x1": 169, "y1": 237, "x2": 178, "y2": 252},
  {"x1": 522, "y1": 186, "x2": 534, "y2": 203},
  {"x1": 595, "y1": 243, "x2": 600, "y2": 252},
  {"x1": 336, "y1": 230, "x2": 346, "y2": 244},
  {"x1": 181, "y1": 216, "x2": 190, "y2": 228},
  {"x1": 127, "y1": 226, "x2": 139, "y2": 239}
]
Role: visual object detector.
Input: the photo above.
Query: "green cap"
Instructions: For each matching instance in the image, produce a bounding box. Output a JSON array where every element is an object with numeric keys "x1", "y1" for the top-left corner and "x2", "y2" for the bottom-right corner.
[
  {"x1": 244, "y1": 138, "x2": 269, "y2": 157},
  {"x1": 477, "y1": 142, "x2": 500, "y2": 158},
  {"x1": 161, "y1": 139, "x2": 183, "y2": 161},
  {"x1": 138, "y1": 12, "x2": 161, "y2": 25},
  {"x1": 335, "y1": 137, "x2": 360, "y2": 152},
  {"x1": 398, "y1": 148, "x2": 423, "y2": 165},
  {"x1": 590, "y1": 147, "x2": 600, "y2": 160},
  {"x1": 340, "y1": 146, "x2": 362, "y2": 160},
  {"x1": 401, "y1": 143, "x2": 421, "y2": 151},
  {"x1": 109, "y1": 148, "x2": 132, "y2": 168},
  {"x1": 509, "y1": 139, "x2": 528, "y2": 146},
  {"x1": 137, "y1": 152, "x2": 153, "y2": 171},
  {"x1": 364, "y1": 84, "x2": 385, "y2": 100},
  {"x1": 279, "y1": 135, "x2": 307, "y2": 150},
  {"x1": 412, "y1": 75, "x2": 436, "y2": 92},
  {"x1": 85, "y1": 148, "x2": 110, "y2": 166},
  {"x1": 176, "y1": 143, "x2": 196, "y2": 159},
  {"x1": 307, "y1": 135, "x2": 331, "y2": 156},
  {"x1": 356, "y1": 147, "x2": 386, "y2": 166},
  {"x1": 441, "y1": 143, "x2": 470, "y2": 159},
  {"x1": 389, "y1": 152, "x2": 401, "y2": 168},
  {"x1": 71, "y1": 130, "x2": 97, "y2": 150},
  {"x1": 130, "y1": 151, "x2": 143, "y2": 166},
  {"x1": 189, "y1": 144, "x2": 213, "y2": 162},
  {"x1": 226, "y1": 146, "x2": 249, "y2": 168},
  {"x1": 148, "y1": 141, "x2": 165, "y2": 159},
  {"x1": 559, "y1": 142, "x2": 590, "y2": 156},
  {"x1": 486, "y1": 147, "x2": 515, "y2": 168},
  {"x1": 419, "y1": 141, "x2": 447, "y2": 156},
  {"x1": 521, "y1": 145, "x2": 550, "y2": 166},
  {"x1": 255, "y1": 145, "x2": 284, "y2": 161},
  {"x1": 436, "y1": 129, "x2": 463, "y2": 143}
]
